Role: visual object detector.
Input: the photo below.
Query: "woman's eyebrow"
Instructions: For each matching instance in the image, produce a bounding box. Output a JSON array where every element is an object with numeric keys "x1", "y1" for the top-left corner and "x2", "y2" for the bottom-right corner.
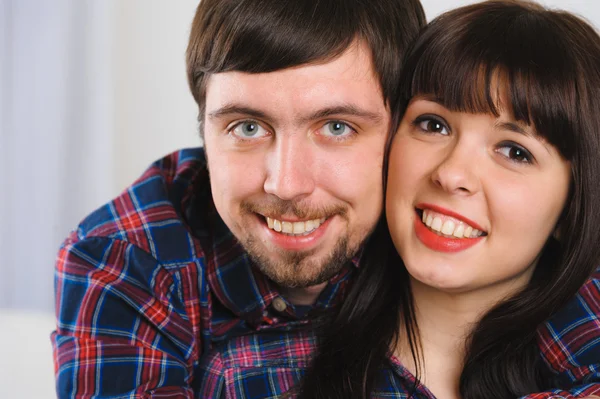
[
  {"x1": 495, "y1": 121, "x2": 530, "y2": 136},
  {"x1": 495, "y1": 121, "x2": 552, "y2": 154},
  {"x1": 410, "y1": 94, "x2": 445, "y2": 105}
]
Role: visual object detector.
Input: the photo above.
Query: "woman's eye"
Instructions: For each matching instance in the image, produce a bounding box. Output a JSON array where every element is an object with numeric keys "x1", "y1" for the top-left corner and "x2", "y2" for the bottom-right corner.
[
  {"x1": 319, "y1": 121, "x2": 355, "y2": 138},
  {"x1": 496, "y1": 143, "x2": 533, "y2": 164},
  {"x1": 231, "y1": 121, "x2": 268, "y2": 138},
  {"x1": 415, "y1": 116, "x2": 449, "y2": 135}
]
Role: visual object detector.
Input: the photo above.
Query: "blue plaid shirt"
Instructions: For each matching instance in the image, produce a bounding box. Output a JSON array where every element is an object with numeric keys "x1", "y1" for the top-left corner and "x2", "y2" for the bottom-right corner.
[{"x1": 53, "y1": 148, "x2": 600, "y2": 398}]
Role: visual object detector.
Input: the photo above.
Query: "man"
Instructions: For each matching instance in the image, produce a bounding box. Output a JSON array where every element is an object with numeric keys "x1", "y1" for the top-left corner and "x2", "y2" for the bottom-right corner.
[{"x1": 52, "y1": 0, "x2": 599, "y2": 397}]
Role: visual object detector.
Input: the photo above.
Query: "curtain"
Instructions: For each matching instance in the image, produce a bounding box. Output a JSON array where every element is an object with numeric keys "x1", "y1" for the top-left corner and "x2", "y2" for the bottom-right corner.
[{"x1": 0, "y1": 0, "x2": 199, "y2": 314}]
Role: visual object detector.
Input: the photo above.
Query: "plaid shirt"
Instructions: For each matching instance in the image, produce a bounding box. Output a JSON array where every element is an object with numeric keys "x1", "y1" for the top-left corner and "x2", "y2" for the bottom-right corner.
[{"x1": 53, "y1": 148, "x2": 600, "y2": 398}]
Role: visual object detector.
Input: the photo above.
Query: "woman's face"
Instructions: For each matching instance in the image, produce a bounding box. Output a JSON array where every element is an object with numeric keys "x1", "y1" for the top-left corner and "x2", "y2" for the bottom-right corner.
[{"x1": 386, "y1": 96, "x2": 571, "y2": 298}]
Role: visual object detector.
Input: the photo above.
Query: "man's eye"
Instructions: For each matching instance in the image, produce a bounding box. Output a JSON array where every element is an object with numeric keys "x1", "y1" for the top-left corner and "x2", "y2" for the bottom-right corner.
[
  {"x1": 231, "y1": 121, "x2": 268, "y2": 138},
  {"x1": 319, "y1": 121, "x2": 355, "y2": 138},
  {"x1": 496, "y1": 142, "x2": 534, "y2": 164},
  {"x1": 414, "y1": 116, "x2": 449, "y2": 135}
]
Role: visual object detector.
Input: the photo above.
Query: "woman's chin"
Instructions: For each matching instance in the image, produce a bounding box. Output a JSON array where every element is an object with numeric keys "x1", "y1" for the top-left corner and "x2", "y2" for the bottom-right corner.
[{"x1": 407, "y1": 269, "x2": 474, "y2": 294}]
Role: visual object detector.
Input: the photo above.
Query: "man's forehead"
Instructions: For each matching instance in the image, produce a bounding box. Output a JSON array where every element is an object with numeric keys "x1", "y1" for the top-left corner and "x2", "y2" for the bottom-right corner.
[
  {"x1": 207, "y1": 41, "x2": 381, "y2": 96},
  {"x1": 204, "y1": 41, "x2": 388, "y2": 123}
]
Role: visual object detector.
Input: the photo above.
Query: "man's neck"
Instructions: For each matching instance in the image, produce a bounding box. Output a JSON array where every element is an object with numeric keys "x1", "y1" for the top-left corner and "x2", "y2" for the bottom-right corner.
[{"x1": 280, "y1": 282, "x2": 328, "y2": 306}]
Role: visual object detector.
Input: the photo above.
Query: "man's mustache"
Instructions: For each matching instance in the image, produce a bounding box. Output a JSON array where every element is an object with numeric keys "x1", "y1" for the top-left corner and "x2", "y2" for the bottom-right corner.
[{"x1": 241, "y1": 199, "x2": 347, "y2": 220}]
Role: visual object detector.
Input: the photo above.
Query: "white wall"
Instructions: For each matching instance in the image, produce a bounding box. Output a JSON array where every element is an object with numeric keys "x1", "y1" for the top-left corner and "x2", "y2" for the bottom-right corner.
[
  {"x1": 1, "y1": 1, "x2": 600, "y2": 397},
  {"x1": 112, "y1": 1, "x2": 200, "y2": 192},
  {"x1": 424, "y1": 0, "x2": 600, "y2": 20},
  {"x1": 1, "y1": 2, "x2": 199, "y2": 397}
]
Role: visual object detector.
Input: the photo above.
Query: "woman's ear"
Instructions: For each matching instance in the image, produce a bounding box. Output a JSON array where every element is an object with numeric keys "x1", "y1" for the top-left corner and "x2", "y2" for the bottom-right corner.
[{"x1": 552, "y1": 224, "x2": 562, "y2": 241}]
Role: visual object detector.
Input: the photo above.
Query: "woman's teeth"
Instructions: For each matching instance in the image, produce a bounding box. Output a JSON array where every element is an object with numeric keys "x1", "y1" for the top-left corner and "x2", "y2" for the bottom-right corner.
[
  {"x1": 422, "y1": 209, "x2": 484, "y2": 238},
  {"x1": 266, "y1": 217, "x2": 326, "y2": 236}
]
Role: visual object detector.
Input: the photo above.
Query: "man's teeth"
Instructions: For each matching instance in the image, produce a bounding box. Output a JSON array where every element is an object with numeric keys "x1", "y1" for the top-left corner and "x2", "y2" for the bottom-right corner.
[
  {"x1": 422, "y1": 209, "x2": 483, "y2": 238},
  {"x1": 266, "y1": 217, "x2": 326, "y2": 235}
]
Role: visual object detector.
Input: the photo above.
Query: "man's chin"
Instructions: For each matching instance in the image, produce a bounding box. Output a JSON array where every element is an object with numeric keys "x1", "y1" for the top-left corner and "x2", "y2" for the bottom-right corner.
[
  {"x1": 249, "y1": 255, "x2": 341, "y2": 288},
  {"x1": 244, "y1": 237, "x2": 353, "y2": 289}
]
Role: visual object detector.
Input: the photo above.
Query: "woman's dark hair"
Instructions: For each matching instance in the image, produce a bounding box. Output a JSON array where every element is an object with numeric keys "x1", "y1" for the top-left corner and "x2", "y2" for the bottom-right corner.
[
  {"x1": 186, "y1": 0, "x2": 425, "y2": 137},
  {"x1": 299, "y1": 1, "x2": 600, "y2": 398}
]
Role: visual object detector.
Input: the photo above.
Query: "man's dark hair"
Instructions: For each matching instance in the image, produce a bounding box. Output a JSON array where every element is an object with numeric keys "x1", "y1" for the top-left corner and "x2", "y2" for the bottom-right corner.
[{"x1": 186, "y1": 0, "x2": 426, "y2": 136}]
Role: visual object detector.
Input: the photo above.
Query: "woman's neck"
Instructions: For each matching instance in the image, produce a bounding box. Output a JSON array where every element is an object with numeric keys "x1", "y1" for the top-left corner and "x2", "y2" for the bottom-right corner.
[{"x1": 395, "y1": 279, "x2": 512, "y2": 399}]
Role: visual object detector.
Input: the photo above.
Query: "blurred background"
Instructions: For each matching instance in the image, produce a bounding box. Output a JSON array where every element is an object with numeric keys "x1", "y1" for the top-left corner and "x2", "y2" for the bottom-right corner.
[{"x1": 1, "y1": 0, "x2": 599, "y2": 397}]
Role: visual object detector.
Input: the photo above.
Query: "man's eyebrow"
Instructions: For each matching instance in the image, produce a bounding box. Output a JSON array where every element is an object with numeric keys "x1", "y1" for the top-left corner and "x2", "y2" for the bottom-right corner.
[
  {"x1": 208, "y1": 103, "x2": 384, "y2": 125},
  {"x1": 300, "y1": 105, "x2": 384, "y2": 124},
  {"x1": 208, "y1": 105, "x2": 269, "y2": 120}
]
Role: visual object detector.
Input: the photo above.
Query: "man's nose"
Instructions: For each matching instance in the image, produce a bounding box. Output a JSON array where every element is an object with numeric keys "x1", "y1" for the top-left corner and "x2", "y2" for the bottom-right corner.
[{"x1": 263, "y1": 135, "x2": 316, "y2": 200}]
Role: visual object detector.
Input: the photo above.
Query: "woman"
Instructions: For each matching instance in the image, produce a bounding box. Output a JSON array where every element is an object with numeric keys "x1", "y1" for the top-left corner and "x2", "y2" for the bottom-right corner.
[{"x1": 300, "y1": 1, "x2": 600, "y2": 398}]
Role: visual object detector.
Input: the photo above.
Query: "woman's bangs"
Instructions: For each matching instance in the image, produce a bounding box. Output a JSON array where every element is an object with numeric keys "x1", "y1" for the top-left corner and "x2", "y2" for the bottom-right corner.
[
  {"x1": 406, "y1": 11, "x2": 579, "y2": 160},
  {"x1": 410, "y1": 50, "x2": 502, "y2": 117}
]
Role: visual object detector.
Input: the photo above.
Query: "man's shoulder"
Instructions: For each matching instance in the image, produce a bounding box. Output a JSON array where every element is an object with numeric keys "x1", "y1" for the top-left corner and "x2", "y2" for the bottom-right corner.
[
  {"x1": 549, "y1": 268, "x2": 600, "y2": 335},
  {"x1": 72, "y1": 147, "x2": 209, "y2": 263},
  {"x1": 554, "y1": 268, "x2": 600, "y2": 324},
  {"x1": 538, "y1": 267, "x2": 600, "y2": 377}
]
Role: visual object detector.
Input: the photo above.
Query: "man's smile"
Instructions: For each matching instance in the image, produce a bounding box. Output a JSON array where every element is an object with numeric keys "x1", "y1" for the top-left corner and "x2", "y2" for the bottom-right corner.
[{"x1": 266, "y1": 216, "x2": 328, "y2": 236}]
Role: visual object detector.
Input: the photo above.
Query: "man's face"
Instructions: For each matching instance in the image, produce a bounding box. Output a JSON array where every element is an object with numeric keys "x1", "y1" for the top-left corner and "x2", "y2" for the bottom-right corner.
[{"x1": 203, "y1": 41, "x2": 389, "y2": 289}]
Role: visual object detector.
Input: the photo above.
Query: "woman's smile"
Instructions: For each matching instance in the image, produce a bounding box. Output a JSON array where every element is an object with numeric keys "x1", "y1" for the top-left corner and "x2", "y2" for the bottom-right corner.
[{"x1": 412, "y1": 204, "x2": 487, "y2": 253}]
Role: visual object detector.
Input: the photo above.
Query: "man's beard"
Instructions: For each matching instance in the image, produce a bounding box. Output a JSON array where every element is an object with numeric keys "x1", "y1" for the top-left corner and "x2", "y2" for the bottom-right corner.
[
  {"x1": 238, "y1": 198, "x2": 359, "y2": 288},
  {"x1": 241, "y1": 233, "x2": 355, "y2": 288}
]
